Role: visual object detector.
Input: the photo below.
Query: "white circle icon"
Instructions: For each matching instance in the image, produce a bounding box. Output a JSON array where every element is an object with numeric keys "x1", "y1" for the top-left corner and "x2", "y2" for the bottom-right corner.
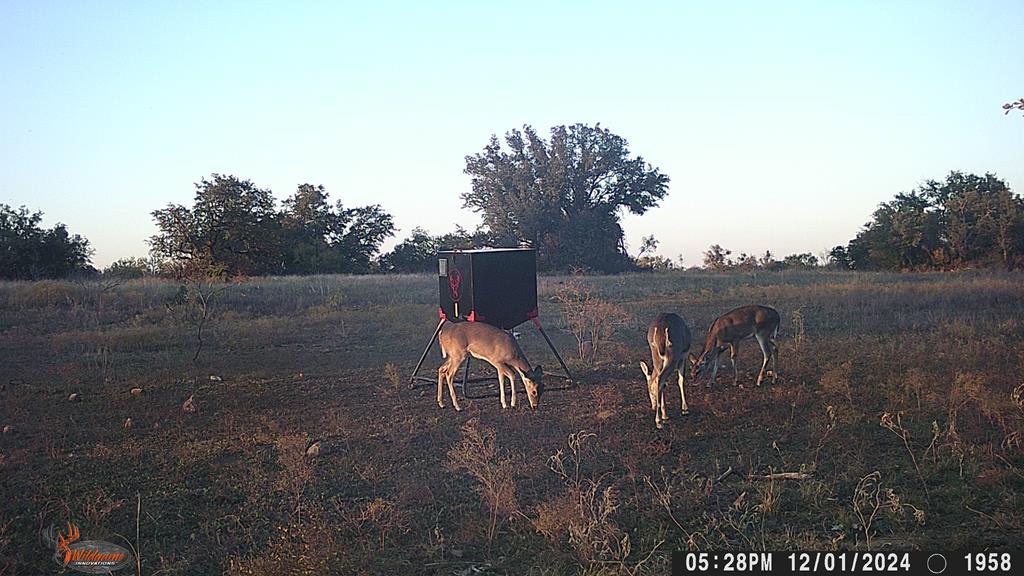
[{"x1": 927, "y1": 554, "x2": 947, "y2": 574}]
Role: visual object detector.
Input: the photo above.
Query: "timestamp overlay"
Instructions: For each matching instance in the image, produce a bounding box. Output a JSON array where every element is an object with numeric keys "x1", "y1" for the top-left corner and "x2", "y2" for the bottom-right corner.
[{"x1": 671, "y1": 551, "x2": 1022, "y2": 576}]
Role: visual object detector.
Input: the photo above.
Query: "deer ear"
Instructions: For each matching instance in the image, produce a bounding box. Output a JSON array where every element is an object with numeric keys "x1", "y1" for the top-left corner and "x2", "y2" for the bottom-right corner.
[{"x1": 639, "y1": 361, "x2": 649, "y2": 377}]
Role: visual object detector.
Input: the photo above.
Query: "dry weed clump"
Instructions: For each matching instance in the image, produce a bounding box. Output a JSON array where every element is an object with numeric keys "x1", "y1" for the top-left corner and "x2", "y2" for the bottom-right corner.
[
  {"x1": 382, "y1": 363, "x2": 403, "y2": 397},
  {"x1": 538, "y1": 431, "x2": 650, "y2": 571},
  {"x1": 851, "y1": 471, "x2": 925, "y2": 550},
  {"x1": 554, "y1": 275, "x2": 632, "y2": 363},
  {"x1": 353, "y1": 497, "x2": 408, "y2": 552},
  {"x1": 819, "y1": 363, "x2": 854, "y2": 412},
  {"x1": 947, "y1": 372, "x2": 1014, "y2": 445},
  {"x1": 642, "y1": 467, "x2": 714, "y2": 550},
  {"x1": 274, "y1": 433, "x2": 313, "y2": 523},
  {"x1": 446, "y1": 420, "x2": 520, "y2": 546},
  {"x1": 897, "y1": 368, "x2": 943, "y2": 412}
]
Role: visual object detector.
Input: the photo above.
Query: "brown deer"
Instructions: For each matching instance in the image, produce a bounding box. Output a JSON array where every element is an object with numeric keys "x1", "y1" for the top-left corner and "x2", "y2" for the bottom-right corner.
[
  {"x1": 640, "y1": 313, "x2": 692, "y2": 429},
  {"x1": 689, "y1": 305, "x2": 780, "y2": 388},
  {"x1": 437, "y1": 321, "x2": 544, "y2": 411}
]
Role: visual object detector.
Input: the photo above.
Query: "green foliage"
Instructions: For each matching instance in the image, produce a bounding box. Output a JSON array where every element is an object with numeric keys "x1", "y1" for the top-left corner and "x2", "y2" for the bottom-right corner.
[
  {"x1": 702, "y1": 244, "x2": 732, "y2": 271},
  {"x1": 149, "y1": 174, "x2": 281, "y2": 277},
  {"x1": 280, "y1": 184, "x2": 395, "y2": 274},
  {"x1": 463, "y1": 124, "x2": 670, "y2": 273},
  {"x1": 837, "y1": 172, "x2": 1024, "y2": 270},
  {"x1": 702, "y1": 244, "x2": 818, "y2": 271},
  {"x1": 0, "y1": 204, "x2": 93, "y2": 280},
  {"x1": 149, "y1": 175, "x2": 395, "y2": 277},
  {"x1": 378, "y1": 225, "x2": 492, "y2": 273},
  {"x1": 634, "y1": 235, "x2": 675, "y2": 271},
  {"x1": 102, "y1": 257, "x2": 161, "y2": 279},
  {"x1": 783, "y1": 253, "x2": 820, "y2": 268}
]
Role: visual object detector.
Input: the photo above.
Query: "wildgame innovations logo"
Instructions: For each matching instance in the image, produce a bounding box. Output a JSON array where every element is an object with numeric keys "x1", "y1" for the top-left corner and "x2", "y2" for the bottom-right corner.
[{"x1": 41, "y1": 522, "x2": 134, "y2": 574}]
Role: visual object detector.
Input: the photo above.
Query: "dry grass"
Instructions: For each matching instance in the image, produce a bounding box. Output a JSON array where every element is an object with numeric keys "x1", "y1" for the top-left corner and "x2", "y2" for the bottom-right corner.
[{"x1": 1, "y1": 269, "x2": 1023, "y2": 573}]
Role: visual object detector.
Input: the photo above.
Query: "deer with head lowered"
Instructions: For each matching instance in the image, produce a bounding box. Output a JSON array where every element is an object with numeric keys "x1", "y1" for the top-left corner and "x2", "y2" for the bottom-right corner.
[
  {"x1": 437, "y1": 321, "x2": 544, "y2": 411},
  {"x1": 640, "y1": 313, "x2": 692, "y2": 429},
  {"x1": 690, "y1": 305, "x2": 780, "y2": 388}
]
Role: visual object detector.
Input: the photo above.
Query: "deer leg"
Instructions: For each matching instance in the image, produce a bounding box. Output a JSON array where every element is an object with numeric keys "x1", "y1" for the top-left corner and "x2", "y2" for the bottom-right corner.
[
  {"x1": 657, "y1": 380, "x2": 667, "y2": 423},
  {"x1": 443, "y1": 354, "x2": 463, "y2": 411},
  {"x1": 677, "y1": 368, "x2": 689, "y2": 415},
  {"x1": 708, "y1": 355, "x2": 720, "y2": 390},
  {"x1": 730, "y1": 343, "x2": 740, "y2": 387},
  {"x1": 654, "y1": 392, "x2": 664, "y2": 429},
  {"x1": 437, "y1": 363, "x2": 448, "y2": 408},
  {"x1": 755, "y1": 335, "x2": 770, "y2": 387},
  {"x1": 508, "y1": 365, "x2": 518, "y2": 408},
  {"x1": 658, "y1": 359, "x2": 670, "y2": 422},
  {"x1": 650, "y1": 366, "x2": 664, "y2": 429},
  {"x1": 447, "y1": 368, "x2": 462, "y2": 411},
  {"x1": 498, "y1": 367, "x2": 508, "y2": 409},
  {"x1": 771, "y1": 340, "x2": 779, "y2": 382}
]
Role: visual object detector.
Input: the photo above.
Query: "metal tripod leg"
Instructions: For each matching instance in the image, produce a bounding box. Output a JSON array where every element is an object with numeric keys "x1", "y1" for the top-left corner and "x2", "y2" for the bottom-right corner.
[
  {"x1": 533, "y1": 318, "x2": 574, "y2": 384},
  {"x1": 408, "y1": 317, "x2": 446, "y2": 387}
]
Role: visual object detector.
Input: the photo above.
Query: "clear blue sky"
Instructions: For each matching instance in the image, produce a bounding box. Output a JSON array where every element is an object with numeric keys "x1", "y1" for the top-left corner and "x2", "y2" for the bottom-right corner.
[{"x1": 2, "y1": 1, "x2": 1022, "y2": 268}]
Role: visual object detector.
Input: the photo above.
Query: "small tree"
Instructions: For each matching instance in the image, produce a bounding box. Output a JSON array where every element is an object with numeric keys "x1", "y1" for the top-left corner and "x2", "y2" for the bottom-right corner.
[
  {"x1": 554, "y1": 274, "x2": 631, "y2": 362},
  {"x1": 280, "y1": 184, "x2": 395, "y2": 274},
  {"x1": 0, "y1": 204, "x2": 93, "y2": 280},
  {"x1": 782, "y1": 253, "x2": 819, "y2": 268},
  {"x1": 634, "y1": 235, "x2": 673, "y2": 270},
  {"x1": 103, "y1": 257, "x2": 161, "y2": 279},
  {"x1": 150, "y1": 174, "x2": 282, "y2": 277},
  {"x1": 702, "y1": 244, "x2": 733, "y2": 271},
  {"x1": 377, "y1": 227, "x2": 437, "y2": 273}
]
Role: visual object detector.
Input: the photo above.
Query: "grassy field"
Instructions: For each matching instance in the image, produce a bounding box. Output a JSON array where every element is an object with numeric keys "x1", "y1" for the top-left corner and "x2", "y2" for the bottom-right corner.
[{"x1": 1, "y1": 270, "x2": 1023, "y2": 574}]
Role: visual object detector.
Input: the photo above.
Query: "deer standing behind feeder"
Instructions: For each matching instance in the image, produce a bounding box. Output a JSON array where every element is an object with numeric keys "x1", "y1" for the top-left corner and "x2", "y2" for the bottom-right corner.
[
  {"x1": 437, "y1": 321, "x2": 544, "y2": 411},
  {"x1": 408, "y1": 248, "x2": 574, "y2": 406}
]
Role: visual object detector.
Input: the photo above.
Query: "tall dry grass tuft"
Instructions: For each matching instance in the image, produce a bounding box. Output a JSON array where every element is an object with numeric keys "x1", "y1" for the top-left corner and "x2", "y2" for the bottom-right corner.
[
  {"x1": 274, "y1": 433, "x2": 313, "y2": 523},
  {"x1": 537, "y1": 431, "x2": 656, "y2": 573},
  {"x1": 851, "y1": 471, "x2": 883, "y2": 549},
  {"x1": 353, "y1": 497, "x2": 407, "y2": 552},
  {"x1": 819, "y1": 363, "x2": 854, "y2": 410},
  {"x1": 879, "y1": 411, "x2": 929, "y2": 498},
  {"x1": 947, "y1": 372, "x2": 1013, "y2": 445},
  {"x1": 851, "y1": 471, "x2": 925, "y2": 550},
  {"x1": 446, "y1": 420, "x2": 520, "y2": 548}
]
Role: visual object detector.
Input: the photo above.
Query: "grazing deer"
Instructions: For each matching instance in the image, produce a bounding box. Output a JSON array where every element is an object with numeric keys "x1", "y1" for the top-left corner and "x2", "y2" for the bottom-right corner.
[
  {"x1": 690, "y1": 305, "x2": 780, "y2": 388},
  {"x1": 640, "y1": 313, "x2": 692, "y2": 429},
  {"x1": 437, "y1": 321, "x2": 544, "y2": 411}
]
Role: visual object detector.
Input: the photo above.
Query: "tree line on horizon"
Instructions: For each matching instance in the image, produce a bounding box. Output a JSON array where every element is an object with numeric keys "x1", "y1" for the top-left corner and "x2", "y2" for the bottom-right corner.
[
  {"x1": 3, "y1": 125, "x2": 1024, "y2": 281},
  {"x1": 829, "y1": 172, "x2": 1024, "y2": 271}
]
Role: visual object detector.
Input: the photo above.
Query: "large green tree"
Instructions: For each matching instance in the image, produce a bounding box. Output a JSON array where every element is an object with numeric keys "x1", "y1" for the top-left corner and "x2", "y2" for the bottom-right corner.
[
  {"x1": 150, "y1": 175, "x2": 395, "y2": 277},
  {"x1": 280, "y1": 184, "x2": 395, "y2": 274},
  {"x1": 378, "y1": 226, "x2": 492, "y2": 273},
  {"x1": 0, "y1": 204, "x2": 93, "y2": 280},
  {"x1": 462, "y1": 124, "x2": 670, "y2": 272},
  {"x1": 834, "y1": 172, "x2": 1024, "y2": 270},
  {"x1": 922, "y1": 172, "x2": 1017, "y2": 268},
  {"x1": 150, "y1": 174, "x2": 282, "y2": 276}
]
